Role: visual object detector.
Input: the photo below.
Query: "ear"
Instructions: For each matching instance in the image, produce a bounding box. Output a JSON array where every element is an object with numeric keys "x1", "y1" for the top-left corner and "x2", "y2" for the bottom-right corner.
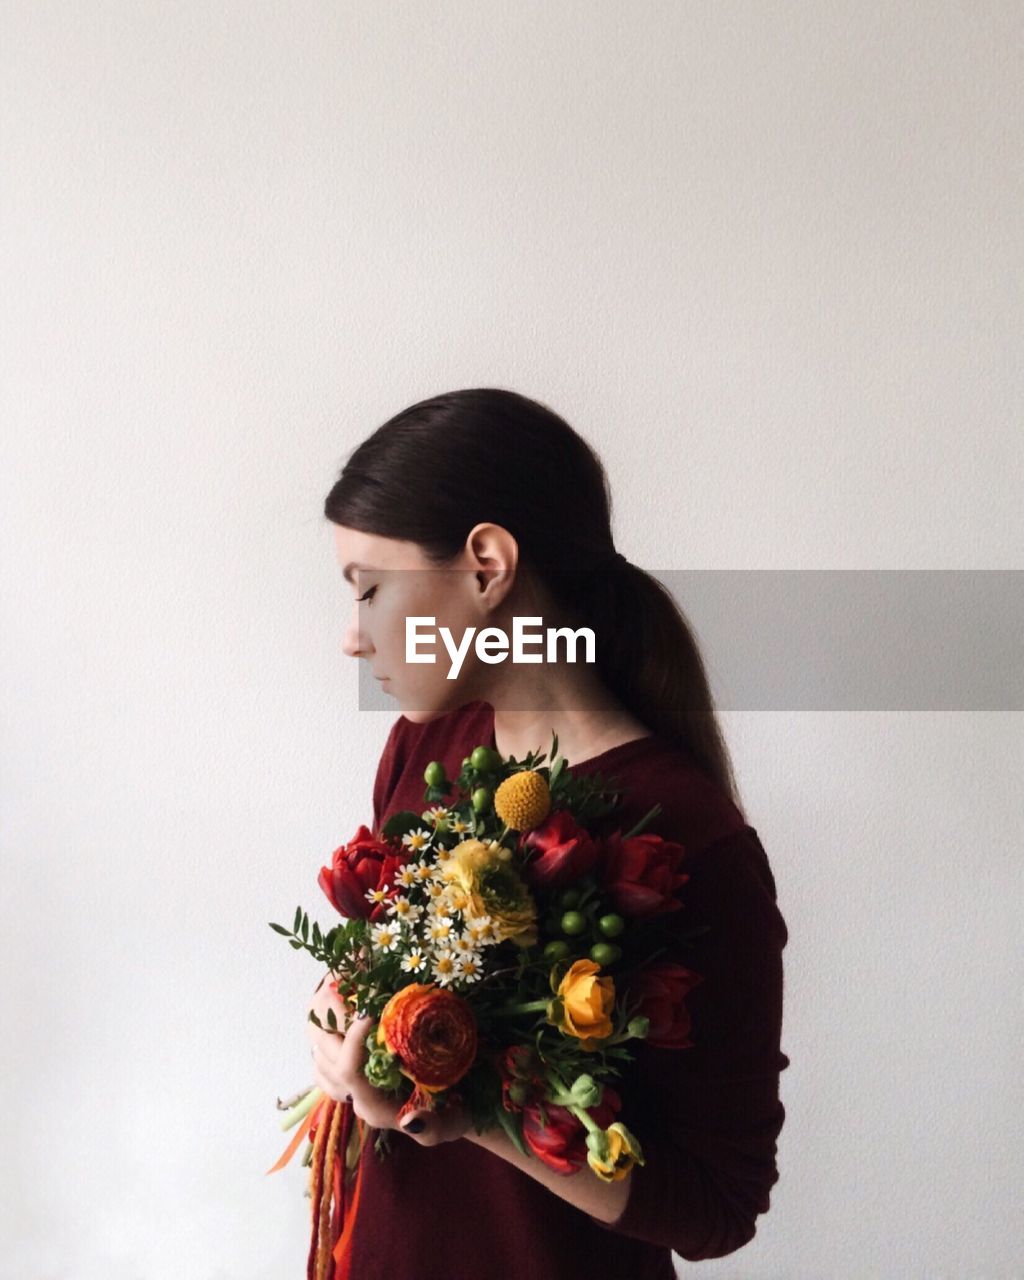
[{"x1": 463, "y1": 522, "x2": 519, "y2": 606}]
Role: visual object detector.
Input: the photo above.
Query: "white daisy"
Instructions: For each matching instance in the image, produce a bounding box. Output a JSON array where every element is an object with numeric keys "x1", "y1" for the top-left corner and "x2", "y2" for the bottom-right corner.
[
  {"x1": 425, "y1": 879, "x2": 447, "y2": 901},
  {"x1": 451, "y1": 932, "x2": 480, "y2": 957},
  {"x1": 371, "y1": 922, "x2": 401, "y2": 952},
  {"x1": 387, "y1": 897, "x2": 423, "y2": 924},
  {"x1": 454, "y1": 954, "x2": 483, "y2": 983},
  {"x1": 445, "y1": 885, "x2": 470, "y2": 913},
  {"x1": 427, "y1": 915, "x2": 455, "y2": 944},
  {"x1": 466, "y1": 915, "x2": 498, "y2": 946},
  {"x1": 400, "y1": 949, "x2": 429, "y2": 974},
  {"x1": 395, "y1": 865, "x2": 419, "y2": 889},
  {"x1": 449, "y1": 817, "x2": 471, "y2": 835},
  {"x1": 401, "y1": 828, "x2": 433, "y2": 855},
  {"x1": 424, "y1": 805, "x2": 451, "y2": 824},
  {"x1": 431, "y1": 949, "x2": 459, "y2": 987},
  {"x1": 413, "y1": 860, "x2": 434, "y2": 882},
  {"x1": 364, "y1": 885, "x2": 390, "y2": 906}
]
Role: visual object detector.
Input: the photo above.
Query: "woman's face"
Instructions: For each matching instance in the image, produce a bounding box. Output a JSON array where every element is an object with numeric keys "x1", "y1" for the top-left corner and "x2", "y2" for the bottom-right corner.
[{"x1": 333, "y1": 522, "x2": 513, "y2": 722}]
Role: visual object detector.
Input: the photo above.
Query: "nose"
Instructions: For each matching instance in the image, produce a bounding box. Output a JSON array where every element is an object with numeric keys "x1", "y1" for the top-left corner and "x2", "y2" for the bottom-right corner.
[{"x1": 341, "y1": 608, "x2": 372, "y2": 661}]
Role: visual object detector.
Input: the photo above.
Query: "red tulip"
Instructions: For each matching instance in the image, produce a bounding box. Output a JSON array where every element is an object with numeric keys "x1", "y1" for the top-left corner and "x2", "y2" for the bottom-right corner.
[
  {"x1": 521, "y1": 1087, "x2": 621, "y2": 1175},
  {"x1": 521, "y1": 809, "x2": 600, "y2": 890},
  {"x1": 600, "y1": 830, "x2": 689, "y2": 918},
  {"x1": 629, "y1": 962, "x2": 704, "y2": 1049},
  {"x1": 317, "y1": 824, "x2": 409, "y2": 921}
]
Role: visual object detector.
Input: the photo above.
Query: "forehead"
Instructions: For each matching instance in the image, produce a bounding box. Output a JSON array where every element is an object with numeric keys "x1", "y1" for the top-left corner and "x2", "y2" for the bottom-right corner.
[{"x1": 331, "y1": 524, "x2": 431, "y2": 578}]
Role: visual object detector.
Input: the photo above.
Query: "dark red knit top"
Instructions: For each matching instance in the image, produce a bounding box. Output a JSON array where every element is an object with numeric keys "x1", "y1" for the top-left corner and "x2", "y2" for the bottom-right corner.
[{"x1": 346, "y1": 699, "x2": 789, "y2": 1279}]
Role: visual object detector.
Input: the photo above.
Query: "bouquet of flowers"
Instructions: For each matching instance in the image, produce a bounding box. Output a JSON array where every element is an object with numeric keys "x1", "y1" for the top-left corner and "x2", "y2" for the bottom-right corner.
[{"x1": 267, "y1": 734, "x2": 705, "y2": 1280}]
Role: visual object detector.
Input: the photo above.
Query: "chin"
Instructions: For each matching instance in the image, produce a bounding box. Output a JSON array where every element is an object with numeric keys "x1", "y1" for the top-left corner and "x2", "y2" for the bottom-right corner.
[{"x1": 395, "y1": 684, "x2": 471, "y2": 724}]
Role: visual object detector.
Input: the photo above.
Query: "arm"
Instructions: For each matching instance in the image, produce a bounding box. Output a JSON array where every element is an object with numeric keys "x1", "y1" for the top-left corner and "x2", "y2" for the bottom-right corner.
[
  {"x1": 463, "y1": 1125, "x2": 632, "y2": 1223},
  {"x1": 472, "y1": 827, "x2": 790, "y2": 1262}
]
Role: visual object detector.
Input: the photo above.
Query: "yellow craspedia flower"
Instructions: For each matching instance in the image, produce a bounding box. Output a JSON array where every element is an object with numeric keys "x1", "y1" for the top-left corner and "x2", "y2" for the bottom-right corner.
[
  {"x1": 587, "y1": 1123, "x2": 645, "y2": 1182},
  {"x1": 494, "y1": 770, "x2": 551, "y2": 832}
]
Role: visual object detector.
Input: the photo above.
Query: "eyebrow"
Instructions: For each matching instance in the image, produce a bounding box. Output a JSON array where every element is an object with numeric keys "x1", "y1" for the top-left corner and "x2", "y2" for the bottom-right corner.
[{"x1": 342, "y1": 561, "x2": 375, "y2": 585}]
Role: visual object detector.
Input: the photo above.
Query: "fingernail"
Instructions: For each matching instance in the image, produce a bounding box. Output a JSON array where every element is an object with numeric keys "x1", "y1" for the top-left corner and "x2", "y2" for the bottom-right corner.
[{"x1": 402, "y1": 1117, "x2": 425, "y2": 1133}]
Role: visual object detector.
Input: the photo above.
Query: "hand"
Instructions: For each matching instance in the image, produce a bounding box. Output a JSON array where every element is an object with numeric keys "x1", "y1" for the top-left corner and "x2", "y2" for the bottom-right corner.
[{"x1": 306, "y1": 973, "x2": 472, "y2": 1148}]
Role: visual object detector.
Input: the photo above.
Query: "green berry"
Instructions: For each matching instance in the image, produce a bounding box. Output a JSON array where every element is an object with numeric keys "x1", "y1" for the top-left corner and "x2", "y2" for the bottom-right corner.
[
  {"x1": 471, "y1": 786, "x2": 492, "y2": 813},
  {"x1": 423, "y1": 761, "x2": 446, "y2": 787},
  {"x1": 597, "y1": 913, "x2": 624, "y2": 938},
  {"x1": 470, "y1": 746, "x2": 498, "y2": 771},
  {"x1": 461, "y1": 757, "x2": 472, "y2": 772},
  {"x1": 589, "y1": 942, "x2": 621, "y2": 966},
  {"x1": 543, "y1": 940, "x2": 571, "y2": 962},
  {"x1": 559, "y1": 888, "x2": 582, "y2": 910},
  {"x1": 560, "y1": 910, "x2": 586, "y2": 936}
]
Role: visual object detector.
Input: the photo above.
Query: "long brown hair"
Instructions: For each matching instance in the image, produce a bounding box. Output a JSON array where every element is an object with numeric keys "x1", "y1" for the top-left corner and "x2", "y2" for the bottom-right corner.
[{"x1": 324, "y1": 388, "x2": 743, "y2": 812}]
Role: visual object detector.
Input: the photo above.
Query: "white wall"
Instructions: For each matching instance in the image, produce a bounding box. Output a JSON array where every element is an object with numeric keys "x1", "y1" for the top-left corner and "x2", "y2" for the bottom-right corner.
[{"x1": 2, "y1": 4, "x2": 1020, "y2": 1277}]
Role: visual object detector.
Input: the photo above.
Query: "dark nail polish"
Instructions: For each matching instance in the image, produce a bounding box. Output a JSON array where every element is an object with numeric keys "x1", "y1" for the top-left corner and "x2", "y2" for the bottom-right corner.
[{"x1": 402, "y1": 1117, "x2": 425, "y2": 1133}]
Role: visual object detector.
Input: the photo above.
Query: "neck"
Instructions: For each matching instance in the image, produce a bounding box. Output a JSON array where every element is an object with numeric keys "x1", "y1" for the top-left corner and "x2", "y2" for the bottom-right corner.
[{"x1": 470, "y1": 661, "x2": 649, "y2": 767}]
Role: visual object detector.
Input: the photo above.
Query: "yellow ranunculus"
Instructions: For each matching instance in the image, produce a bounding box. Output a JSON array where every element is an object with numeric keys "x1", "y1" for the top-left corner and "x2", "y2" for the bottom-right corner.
[
  {"x1": 443, "y1": 839, "x2": 538, "y2": 947},
  {"x1": 549, "y1": 958, "x2": 615, "y2": 1049},
  {"x1": 587, "y1": 1122, "x2": 645, "y2": 1182}
]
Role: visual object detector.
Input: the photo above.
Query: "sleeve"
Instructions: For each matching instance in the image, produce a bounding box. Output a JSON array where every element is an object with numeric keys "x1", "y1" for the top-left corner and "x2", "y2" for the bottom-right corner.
[
  {"x1": 597, "y1": 825, "x2": 790, "y2": 1262},
  {"x1": 372, "y1": 715, "x2": 409, "y2": 833}
]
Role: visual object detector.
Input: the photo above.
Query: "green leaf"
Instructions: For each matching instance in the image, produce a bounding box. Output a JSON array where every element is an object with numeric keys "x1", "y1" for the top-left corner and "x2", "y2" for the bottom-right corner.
[
  {"x1": 622, "y1": 803, "x2": 663, "y2": 839},
  {"x1": 268, "y1": 922, "x2": 292, "y2": 936},
  {"x1": 300, "y1": 913, "x2": 309, "y2": 942},
  {"x1": 308, "y1": 1010, "x2": 322, "y2": 1028},
  {"x1": 312, "y1": 922, "x2": 322, "y2": 947},
  {"x1": 294, "y1": 906, "x2": 302, "y2": 933},
  {"x1": 495, "y1": 1102, "x2": 529, "y2": 1158},
  {"x1": 289, "y1": 939, "x2": 303, "y2": 949},
  {"x1": 382, "y1": 810, "x2": 424, "y2": 840}
]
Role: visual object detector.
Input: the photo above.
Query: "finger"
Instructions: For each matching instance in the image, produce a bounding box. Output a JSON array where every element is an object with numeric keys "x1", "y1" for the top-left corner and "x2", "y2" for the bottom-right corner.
[
  {"x1": 310, "y1": 1051, "x2": 348, "y2": 1104},
  {"x1": 335, "y1": 1014, "x2": 404, "y2": 1128},
  {"x1": 335, "y1": 1013, "x2": 376, "y2": 1083},
  {"x1": 398, "y1": 1108, "x2": 429, "y2": 1138},
  {"x1": 397, "y1": 1105, "x2": 454, "y2": 1146}
]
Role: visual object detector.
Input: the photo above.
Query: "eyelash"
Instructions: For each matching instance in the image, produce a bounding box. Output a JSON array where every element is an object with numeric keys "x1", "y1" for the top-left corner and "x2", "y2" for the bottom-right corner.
[{"x1": 356, "y1": 585, "x2": 377, "y2": 604}]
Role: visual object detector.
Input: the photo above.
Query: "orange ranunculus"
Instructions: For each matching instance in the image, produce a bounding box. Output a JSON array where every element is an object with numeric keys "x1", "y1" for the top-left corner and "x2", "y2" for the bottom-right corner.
[
  {"x1": 549, "y1": 959, "x2": 615, "y2": 1050},
  {"x1": 376, "y1": 983, "x2": 478, "y2": 1093}
]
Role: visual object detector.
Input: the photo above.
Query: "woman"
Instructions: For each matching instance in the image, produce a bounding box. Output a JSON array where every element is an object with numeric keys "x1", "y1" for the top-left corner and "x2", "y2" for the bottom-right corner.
[{"x1": 307, "y1": 388, "x2": 789, "y2": 1278}]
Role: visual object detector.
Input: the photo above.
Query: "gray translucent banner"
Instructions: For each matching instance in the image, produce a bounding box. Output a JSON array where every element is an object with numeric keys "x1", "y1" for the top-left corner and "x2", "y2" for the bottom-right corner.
[{"x1": 352, "y1": 570, "x2": 1023, "y2": 711}]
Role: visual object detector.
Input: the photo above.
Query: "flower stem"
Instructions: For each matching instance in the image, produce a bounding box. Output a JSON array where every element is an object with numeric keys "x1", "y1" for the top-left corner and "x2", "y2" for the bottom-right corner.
[
  {"x1": 490, "y1": 997, "x2": 550, "y2": 1017},
  {"x1": 280, "y1": 1085, "x2": 322, "y2": 1131},
  {"x1": 569, "y1": 1103, "x2": 601, "y2": 1134}
]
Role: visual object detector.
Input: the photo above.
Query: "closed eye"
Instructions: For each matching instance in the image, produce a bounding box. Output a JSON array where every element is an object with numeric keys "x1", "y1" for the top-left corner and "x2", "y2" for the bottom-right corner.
[{"x1": 356, "y1": 585, "x2": 378, "y2": 604}]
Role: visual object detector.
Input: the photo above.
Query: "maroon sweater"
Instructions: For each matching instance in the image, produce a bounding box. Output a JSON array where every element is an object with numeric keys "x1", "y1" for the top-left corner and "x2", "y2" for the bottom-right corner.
[{"x1": 347, "y1": 699, "x2": 789, "y2": 1279}]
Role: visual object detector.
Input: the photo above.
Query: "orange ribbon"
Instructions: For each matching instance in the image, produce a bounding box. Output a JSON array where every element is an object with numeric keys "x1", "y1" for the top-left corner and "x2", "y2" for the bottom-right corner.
[
  {"x1": 266, "y1": 1096, "x2": 366, "y2": 1279},
  {"x1": 331, "y1": 1116, "x2": 366, "y2": 1275},
  {"x1": 265, "y1": 1093, "x2": 332, "y2": 1175}
]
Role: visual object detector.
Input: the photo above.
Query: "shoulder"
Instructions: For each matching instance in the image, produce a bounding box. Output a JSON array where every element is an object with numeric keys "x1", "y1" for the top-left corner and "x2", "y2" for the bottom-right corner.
[
  {"x1": 598, "y1": 743, "x2": 786, "y2": 942},
  {"x1": 598, "y1": 739, "x2": 747, "y2": 858}
]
